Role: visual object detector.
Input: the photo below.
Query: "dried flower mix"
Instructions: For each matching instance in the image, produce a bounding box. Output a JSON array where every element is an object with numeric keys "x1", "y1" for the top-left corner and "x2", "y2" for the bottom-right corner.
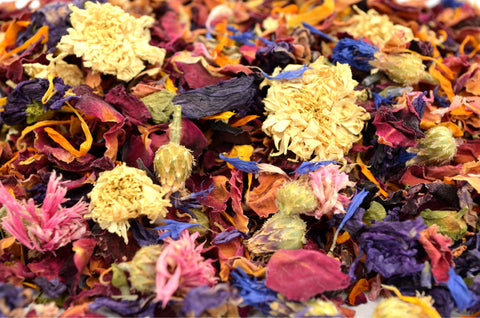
[{"x1": 1, "y1": 0, "x2": 480, "y2": 317}]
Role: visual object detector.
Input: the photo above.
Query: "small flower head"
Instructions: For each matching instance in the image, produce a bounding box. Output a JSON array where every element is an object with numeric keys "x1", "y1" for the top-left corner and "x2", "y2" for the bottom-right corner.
[
  {"x1": 339, "y1": 7, "x2": 414, "y2": 47},
  {"x1": 155, "y1": 230, "x2": 217, "y2": 307},
  {"x1": 407, "y1": 126, "x2": 457, "y2": 166},
  {"x1": 372, "y1": 294, "x2": 436, "y2": 318},
  {"x1": 0, "y1": 171, "x2": 88, "y2": 252},
  {"x1": 262, "y1": 57, "x2": 370, "y2": 161},
  {"x1": 276, "y1": 179, "x2": 317, "y2": 215},
  {"x1": 57, "y1": 2, "x2": 166, "y2": 81},
  {"x1": 308, "y1": 164, "x2": 355, "y2": 219},
  {"x1": 245, "y1": 212, "x2": 307, "y2": 259},
  {"x1": 86, "y1": 164, "x2": 171, "y2": 244},
  {"x1": 129, "y1": 244, "x2": 164, "y2": 294}
]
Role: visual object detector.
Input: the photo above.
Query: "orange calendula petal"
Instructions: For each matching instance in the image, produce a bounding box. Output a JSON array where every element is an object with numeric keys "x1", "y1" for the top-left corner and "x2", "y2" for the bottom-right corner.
[
  {"x1": 349, "y1": 278, "x2": 370, "y2": 305},
  {"x1": 287, "y1": 0, "x2": 334, "y2": 28},
  {"x1": 42, "y1": 74, "x2": 57, "y2": 105},
  {"x1": 0, "y1": 20, "x2": 30, "y2": 55},
  {"x1": 0, "y1": 25, "x2": 48, "y2": 61},
  {"x1": 357, "y1": 154, "x2": 390, "y2": 198},
  {"x1": 336, "y1": 231, "x2": 351, "y2": 244},
  {"x1": 203, "y1": 111, "x2": 236, "y2": 120},
  {"x1": 429, "y1": 64, "x2": 455, "y2": 102},
  {"x1": 231, "y1": 114, "x2": 260, "y2": 127}
]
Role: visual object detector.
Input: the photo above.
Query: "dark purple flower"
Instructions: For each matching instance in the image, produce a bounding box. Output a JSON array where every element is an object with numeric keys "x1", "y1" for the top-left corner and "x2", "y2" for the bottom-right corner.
[
  {"x1": 89, "y1": 297, "x2": 158, "y2": 317},
  {"x1": 429, "y1": 286, "x2": 456, "y2": 317},
  {"x1": 33, "y1": 277, "x2": 67, "y2": 298},
  {"x1": 213, "y1": 228, "x2": 248, "y2": 244},
  {"x1": 181, "y1": 284, "x2": 239, "y2": 317},
  {"x1": 173, "y1": 75, "x2": 263, "y2": 119},
  {"x1": 400, "y1": 182, "x2": 460, "y2": 216},
  {"x1": 358, "y1": 218, "x2": 427, "y2": 278},
  {"x1": 255, "y1": 42, "x2": 296, "y2": 74},
  {"x1": 1, "y1": 77, "x2": 74, "y2": 126},
  {"x1": 130, "y1": 219, "x2": 159, "y2": 247},
  {"x1": 0, "y1": 283, "x2": 31, "y2": 315}
]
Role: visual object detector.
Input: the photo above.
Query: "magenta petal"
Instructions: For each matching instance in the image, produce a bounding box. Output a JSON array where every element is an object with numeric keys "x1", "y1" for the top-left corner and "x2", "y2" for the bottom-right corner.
[{"x1": 265, "y1": 249, "x2": 351, "y2": 301}]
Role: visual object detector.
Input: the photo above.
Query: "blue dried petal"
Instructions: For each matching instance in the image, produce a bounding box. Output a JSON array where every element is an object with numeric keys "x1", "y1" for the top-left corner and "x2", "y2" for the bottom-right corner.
[
  {"x1": 337, "y1": 189, "x2": 369, "y2": 233},
  {"x1": 219, "y1": 153, "x2": 260, "y2": 173},
  {"x1": 153, "y1": 220, "x2": 203, "y2": 241},
  {"x1": 441, "y1": 0, "x2": 463, "y2": 7},
  {"x1": 260, "y1": 64, "x2": 311, "y2": 80},
  {"x1": 213, "y1": 229, "x2": 248, "y2": 244},
  {"x1": 291, "y1": 160, "x2": 339, "y2": 175},
  {"x1": 331, "y1": 38, "x2": 378, "y2": 72},
  {"x1": 446, "y1": 267, "x2": 478, "y2": 311},
  {"x1": 412, "y1": 92, "x2": 427, "y2": 119},
  {"x1": 182, "y1": 284, "x2": 236, "y2": 317},
  {"x1": 230, "y1": 268, "x2": 277, "y2": 314},
  {"x1": 372, "y1": 91, "x2": 394, "y2": 110},
  {"x1": 227, "y1": 25, "x2": 256, "y2": 46},
  {"x1": 301, "y1": 22, "x2": 335, "y2": 42}
]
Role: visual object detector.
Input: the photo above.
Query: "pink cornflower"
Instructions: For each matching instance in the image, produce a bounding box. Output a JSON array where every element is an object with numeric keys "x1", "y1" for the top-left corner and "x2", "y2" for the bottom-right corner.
[
  {"x1": 308, "y1": 164, "x2": 355, "y2": 219},
  {"x1": 0, "y1": 171, "x2": 88, "y2": 252},
  {"x1": 155, "y1": 230, "x2": 217, "y2": 307}
]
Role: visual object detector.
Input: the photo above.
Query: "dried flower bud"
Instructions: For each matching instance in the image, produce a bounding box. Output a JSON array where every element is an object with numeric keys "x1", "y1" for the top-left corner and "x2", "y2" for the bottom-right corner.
[
  {"x1": 276, "y1": 180, "x2": 317, "y2": 215},
  {"x1": 154, "y1": 105, "x2": 194, "y2": 193},
  {"x1": 407, "y1": 126, "x2": 457, "y2": 166},
  {"x1": 245, "y1": 212, "x2": 307, "y2": 258},
  {"x1": 129, "y1": 244, "x2": 164, "y2": 294}
]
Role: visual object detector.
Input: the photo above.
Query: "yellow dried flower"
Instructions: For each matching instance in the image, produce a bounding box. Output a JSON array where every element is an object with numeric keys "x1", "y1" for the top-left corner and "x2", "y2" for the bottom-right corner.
[
  {"x1": 340, "y1": 7, "x2": 414, "y2": 47},
  {"x1": 262, "y1": 57, "x2": 370, "y2": 161},
  {"x1": 57, "y1": 2, "x2": 166, "y2": 81},
  {"x1": 86, "y1": 164, "x2": 171, "y2": 243},
  {"x1": 23, "y1": 53, "x2": 85, "y2": 86},
  {"x1": 372, "y1": 296, "x2": 436, "y2": 318}
]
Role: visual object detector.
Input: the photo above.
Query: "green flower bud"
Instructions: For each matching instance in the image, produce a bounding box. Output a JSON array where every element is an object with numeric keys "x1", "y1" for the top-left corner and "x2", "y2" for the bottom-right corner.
[
  {"x1": 129, "y1": 244, "x2": 163, "y2": 294},
  {"x1": 420, "y1": 208, "x2": 467, "y2": 241},
  {"x1": 276, "y1": 180, "x2": 317, "y2": 215},
  {"x1": 153, "y1": 105, "x2": 194, "y2": 193},
  {"x1": 407, "y1": 126, "x2": 457, "y2": 166},
  {"x1": 245, "y1": 212, "x2": 307, "y2": 258}
]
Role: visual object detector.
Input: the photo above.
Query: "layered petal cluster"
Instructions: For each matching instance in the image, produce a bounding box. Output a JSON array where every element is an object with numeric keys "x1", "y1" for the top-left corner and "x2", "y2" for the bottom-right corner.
[
  {"x1": 57, "y1": 2, "x2": 166, "y2": 81},
  {"x1": 0, "y1": 172, "x2": 88, "y2": 252},
  {"x1": 308, "y1": 164, "x2": 354, "y2": 218},
  {"x1": 262, "y1": 57, "x2": 370, "y2": 161},
  {"x1": 155, "y1": 230, "x2": 216, "y2": 306},
  {"x1": 86, "y1": 164, "x2": 171, "y2": 244}
]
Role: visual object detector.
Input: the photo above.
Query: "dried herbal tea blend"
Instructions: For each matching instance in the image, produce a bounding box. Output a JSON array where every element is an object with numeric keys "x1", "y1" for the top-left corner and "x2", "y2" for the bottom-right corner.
[{"x1": 0, "y1": 0, "x2": 480, "y2": 317}]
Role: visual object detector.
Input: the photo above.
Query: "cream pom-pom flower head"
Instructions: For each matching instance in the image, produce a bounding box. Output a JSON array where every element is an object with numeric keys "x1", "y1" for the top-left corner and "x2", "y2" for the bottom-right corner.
[
  {"x1": 262, "y1": 57, "x2": 370, "y2": 162},
  {"x1": 57, "y1": 2, "x2": 166, "y2": 81},
  {"x1": 86, "y1": 164, "x2": 171, "y2": 244}
]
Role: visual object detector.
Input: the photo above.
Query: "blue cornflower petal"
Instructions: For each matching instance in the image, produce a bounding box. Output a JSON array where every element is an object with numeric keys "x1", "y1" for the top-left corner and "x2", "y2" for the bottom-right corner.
[
  {"x1": 227, "y1": 25, "x2": 256, "y2": 46},
  {"x1": 441, "y1": 0, "x2": 463, "y2": 7},
  {"x1": 219, "y1": 153, "x2": 260, "y2": 173},
  {"x1": 331, "y1": 38, "x2": 378, "y2": 72},
  {"x1": 260, "y1": 64, "x2": 311, "y2": 80},
  {"x1": 291, "y1": 160, "x2": 339, "y2": 175},
  {"x1": 372, "y1": 91, "x2": 394, "y2": 110},
  {"x1": 230, "y1": 268, "x2": 277, "y2": 314},
  {"x1": 301, "y1": 22, "x2": 335, "y2": 42},
  {"x1": 446, "y1": 267, "x2": 478, "y2": 311},
  {"x1": 153, "y1": 220, "x2": 203, "y2": 241},
  {"x1": 338, "y1": 188, "x2": 369, "y2": 233}
]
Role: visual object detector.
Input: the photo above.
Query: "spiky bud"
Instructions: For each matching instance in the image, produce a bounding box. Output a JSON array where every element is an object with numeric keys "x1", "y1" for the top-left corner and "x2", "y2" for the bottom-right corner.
[
  {"x1": 407, "y1": 126, "x2": 457, "y2": 166},
  {"x1": 245, "y1": 212, "x2": 307, "y2": 258},
  {"x1": 153, "y1": 105, "x2": 194, "y2": 193},
  {"x1": 276, "y1": 180, "x2": 317, "y2": 215},
  {"x1": 129, "y1": 244, "x2": 164, "y2": 294}
]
